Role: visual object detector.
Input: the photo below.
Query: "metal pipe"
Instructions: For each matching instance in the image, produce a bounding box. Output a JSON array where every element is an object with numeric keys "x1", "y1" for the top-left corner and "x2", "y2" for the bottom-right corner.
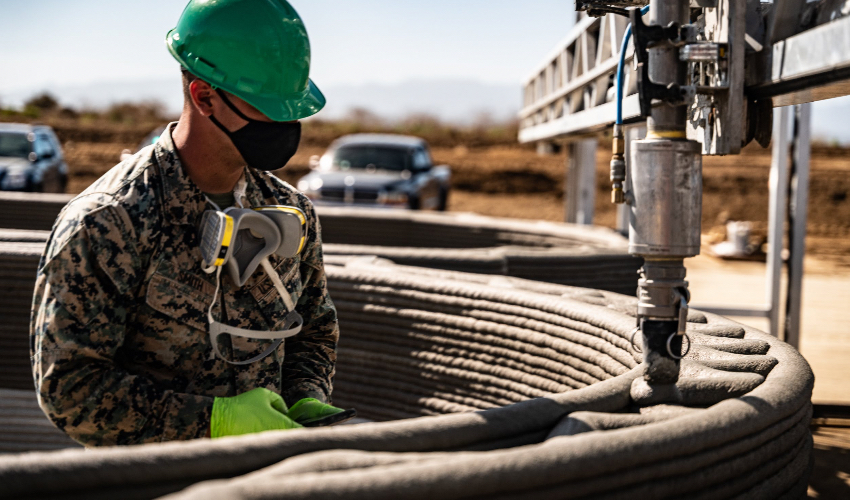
[
  {"x1": 565, "y1": 139, "x2": 598, "y2": 225},
  {"x1": 766, "y1": 107, "x2": 792, "y2": 338},
  {"x1": 647, "y1": 0, "x2": 689, "y2": 135},
  {"x1": 785, "y1": 103, "x2": 811, "y2": 347},
  {"x1": 631, "y1": 0, "x2": 696, "y2": 385}
]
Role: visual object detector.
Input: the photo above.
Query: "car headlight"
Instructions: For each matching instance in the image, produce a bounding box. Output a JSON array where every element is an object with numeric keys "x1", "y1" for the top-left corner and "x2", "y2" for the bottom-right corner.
[
  {"x1": 2, "y1": 170, "x2": 28, "y2": 190},
  {"x1": 297, "y1": 177, "x2": 323, "y2": 198},
  {"x1": 378, "y1": 190, "x2": 408, "y2": 205}
]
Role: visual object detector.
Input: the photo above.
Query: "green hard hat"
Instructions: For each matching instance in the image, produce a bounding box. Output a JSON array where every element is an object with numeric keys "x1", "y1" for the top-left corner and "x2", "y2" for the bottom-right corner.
[{"x1": 166, "y1": 0, "x2": 325, "y2": 122}]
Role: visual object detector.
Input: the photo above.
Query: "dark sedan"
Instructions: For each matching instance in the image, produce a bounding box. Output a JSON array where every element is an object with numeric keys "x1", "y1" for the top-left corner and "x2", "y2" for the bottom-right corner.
[
  {"x1": 297, "y1": 134, "x2": 450, "y2": 210},
  {"x1": 0, "y1": 123, "x2": 67, "y2": 193}
]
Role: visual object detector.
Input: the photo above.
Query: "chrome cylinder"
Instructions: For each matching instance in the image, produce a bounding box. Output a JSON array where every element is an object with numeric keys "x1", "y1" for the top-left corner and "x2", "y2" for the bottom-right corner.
[
  {"x1": 647, "y1": 0, "x2": 689, "y2": 134},
  {"x1": 629, "y1": 139, "x2": 702, "y2": 257}
]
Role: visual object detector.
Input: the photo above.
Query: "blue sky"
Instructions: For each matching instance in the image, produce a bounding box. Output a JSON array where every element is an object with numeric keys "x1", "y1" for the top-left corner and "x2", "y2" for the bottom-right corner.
[
  {"x1": 0, "y1": 0, "x2": 574, "y2": 91},
  {"x1": 1, "y1": 0, "x2": 848, "y2": 141}
]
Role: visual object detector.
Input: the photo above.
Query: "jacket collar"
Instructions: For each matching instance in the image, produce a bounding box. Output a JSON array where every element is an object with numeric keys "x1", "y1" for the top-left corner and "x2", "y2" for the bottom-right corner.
[{"x1": 154, "y1": 122, "x2": 271, "y2": 226}]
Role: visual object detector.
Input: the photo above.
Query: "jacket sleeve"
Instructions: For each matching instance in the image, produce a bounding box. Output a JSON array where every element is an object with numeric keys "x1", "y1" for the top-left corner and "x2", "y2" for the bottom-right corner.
[
  {"x1": 279, "y1": 201, "x2": 339, "y2": 406},
  {"x1": 31, "y1": 205, "x2": 213, "y2": 447}
]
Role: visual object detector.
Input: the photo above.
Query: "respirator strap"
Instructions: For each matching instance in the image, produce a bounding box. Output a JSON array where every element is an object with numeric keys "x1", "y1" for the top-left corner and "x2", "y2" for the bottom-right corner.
[
  {"x1": 206, "y1": 265, "x2": 304, "y2": 365},
  {"x1": 208, "y1": 310, "x2": 303, "y2": 365},
  {"x1": 261, "y1": 258, "x2": 297, "y2": 311}
]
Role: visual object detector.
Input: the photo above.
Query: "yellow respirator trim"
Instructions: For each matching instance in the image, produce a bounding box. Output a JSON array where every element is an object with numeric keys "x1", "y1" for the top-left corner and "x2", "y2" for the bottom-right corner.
[
  {"x1": 213, "y1": 215, "x2": 234, "y2": 267},
  {"x1": 254, "y1": 206, "x2": 308, "y2": 254}
]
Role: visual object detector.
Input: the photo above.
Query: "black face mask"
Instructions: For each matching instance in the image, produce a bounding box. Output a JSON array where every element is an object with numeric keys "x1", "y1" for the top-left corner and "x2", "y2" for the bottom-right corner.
[{"x1": 209, "y1": 89, "x2": 301, "y2": 171}]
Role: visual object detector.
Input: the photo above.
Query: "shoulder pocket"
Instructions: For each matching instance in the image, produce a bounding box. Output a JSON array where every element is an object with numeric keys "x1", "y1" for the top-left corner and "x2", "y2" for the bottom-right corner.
[
  {"x1": 84, "y1": 205, "x2": 142, "y2": 296},
  {"x1": 42, "y1": 205, "x2": 140, "y2": 325}
]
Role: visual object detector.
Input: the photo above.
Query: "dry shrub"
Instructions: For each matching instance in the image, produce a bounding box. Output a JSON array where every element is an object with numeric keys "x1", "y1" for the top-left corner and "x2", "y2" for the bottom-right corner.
[{"x1": 105, "y1": 101, "x2": 167, "y2": 125}]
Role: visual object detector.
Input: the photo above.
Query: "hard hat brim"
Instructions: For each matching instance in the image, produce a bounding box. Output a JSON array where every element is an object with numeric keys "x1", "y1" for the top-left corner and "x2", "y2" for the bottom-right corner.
[
  {"x1": 167, "y1": 29, "x2": 326, "y2": 122},
  {"x1": 243, "y1": 78, "x2": 326, "y2": 122}
]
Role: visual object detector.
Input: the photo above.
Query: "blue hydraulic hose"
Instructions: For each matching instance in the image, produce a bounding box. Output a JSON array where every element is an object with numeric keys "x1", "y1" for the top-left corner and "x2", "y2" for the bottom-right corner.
[{"x1": 616, "y1": 5, "x2": 650, "y2": 125}]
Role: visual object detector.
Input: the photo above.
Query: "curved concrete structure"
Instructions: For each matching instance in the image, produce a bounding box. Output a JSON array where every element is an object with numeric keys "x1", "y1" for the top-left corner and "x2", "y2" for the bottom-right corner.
[
  {"x1": 317, "y1": 208, "x2": 642, "y2": 295},
  {"x1": 0, "y1": 236, "x2": 45, "y2": 391},
  {"x1": 0, "y1": 196, "x2": 642, "y2": 294},
  {"x1": 0, "y1": 192, "x2": 73, "y2": 232},
  {"x1": 0, "y1": 258, "x2": 813, "y2": 500}
]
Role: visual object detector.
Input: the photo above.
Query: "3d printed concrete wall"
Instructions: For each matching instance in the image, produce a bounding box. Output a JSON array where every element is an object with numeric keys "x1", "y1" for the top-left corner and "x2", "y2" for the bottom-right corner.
[
  {"x1": 0, "y1": 257, "x2": 813, "y2": 499},
  {"x1": 0, "y1": 193, "x2": 642, "y2": 294},
  {"x1": 317, "y1": 207, "x2": 642, "y2": 295}
]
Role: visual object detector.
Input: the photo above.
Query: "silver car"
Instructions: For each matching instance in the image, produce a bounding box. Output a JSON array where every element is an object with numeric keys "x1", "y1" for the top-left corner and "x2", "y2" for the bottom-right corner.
[
  {"x1": 298, "y1": 134, "x2": 451, "y2": 210},
  {"x1": 0, "y1": 123, "x2": 68, "y2": 192}
]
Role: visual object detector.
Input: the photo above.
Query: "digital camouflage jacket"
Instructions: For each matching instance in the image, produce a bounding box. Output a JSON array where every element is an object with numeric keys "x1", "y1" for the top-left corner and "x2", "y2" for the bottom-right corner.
[{"x1": 30, "y1": 124, "x2": 338, "y2": 447}]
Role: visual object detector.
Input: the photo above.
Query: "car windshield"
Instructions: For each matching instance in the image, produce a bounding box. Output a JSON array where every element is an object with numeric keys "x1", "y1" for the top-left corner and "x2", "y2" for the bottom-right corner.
[
  {"x1": 0, "y1": 132, "x2": 33, "y2": 158},
  {"x1": 332, "y1": 145, "x2": 410, "y2": 171}
]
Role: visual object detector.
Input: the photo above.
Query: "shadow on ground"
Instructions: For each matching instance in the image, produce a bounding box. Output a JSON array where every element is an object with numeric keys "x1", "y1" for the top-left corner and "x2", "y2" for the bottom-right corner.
[{"x1": 808, "y1": 426, "x2": 850, "y2": 499}]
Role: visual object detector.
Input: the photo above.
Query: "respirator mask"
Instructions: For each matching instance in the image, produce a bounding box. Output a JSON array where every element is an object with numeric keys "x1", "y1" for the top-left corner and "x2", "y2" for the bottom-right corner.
[
  {"x1": 199, "y1": 202, "x2": 307, "y2": 365},
  {"x1": 208, "y1": 89, "x2": 301, "y2": 172}
]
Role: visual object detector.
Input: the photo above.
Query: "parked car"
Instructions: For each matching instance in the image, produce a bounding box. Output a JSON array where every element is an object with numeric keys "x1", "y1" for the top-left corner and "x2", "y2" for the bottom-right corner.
[
  {"x1": 0, "y1": 123, "x2": 68, "y2": 192},
  {"x1": 297, "y1": 134, "x2": 451, "y2": 210}
]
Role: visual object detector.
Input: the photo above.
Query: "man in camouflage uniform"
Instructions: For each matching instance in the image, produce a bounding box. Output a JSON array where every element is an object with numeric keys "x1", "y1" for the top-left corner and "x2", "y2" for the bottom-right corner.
[{"x1": 30, "y1": 0, "x2": 344, "y2": 446}]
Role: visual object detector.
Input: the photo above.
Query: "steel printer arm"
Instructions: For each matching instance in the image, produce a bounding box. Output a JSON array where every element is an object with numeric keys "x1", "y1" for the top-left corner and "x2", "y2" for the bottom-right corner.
[
  {"x1": 628, "y1": 0, "x2": 700, "y2": 385},
  {"x1": 630, "y1": 139, "x2": 701, "y2": 384}
]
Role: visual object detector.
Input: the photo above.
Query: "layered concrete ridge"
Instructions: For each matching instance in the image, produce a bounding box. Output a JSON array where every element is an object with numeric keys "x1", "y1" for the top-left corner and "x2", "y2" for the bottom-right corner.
[
  {"x1": 0, "y1": 192, "x2": 73, "y2": 232},
  {"x1": 0, "y1": 231, "x2": 49, "y2": 390},
  {"x1": 0, "y1": 193, "x2": 641, "y2": 294},
  {"x1": 317, "y1": 207, "x2": 642, "y2": 295},
  {"x1": 0, "y1": 390, "x2": 80, "y2": 454},
  {"x1": 0, "y1": 258, "x2": 813, "y2": 499}
]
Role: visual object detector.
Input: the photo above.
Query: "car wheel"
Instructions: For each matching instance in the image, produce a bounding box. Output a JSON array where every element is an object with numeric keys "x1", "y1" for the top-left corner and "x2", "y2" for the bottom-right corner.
[
  {"x1": 27, "y1": 178, "x2": 44, "y2": 193},
  {"x1": 407, "y1": 194, "x2": 420, "y2": 210},
  {"x1": 437, "y1": 187, "x2": 449, "y2": 211}
]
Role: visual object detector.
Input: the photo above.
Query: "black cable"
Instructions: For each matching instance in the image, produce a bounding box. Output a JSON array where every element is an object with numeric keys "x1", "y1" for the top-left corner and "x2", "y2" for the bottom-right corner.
[{"x1": 586, "y1": 5, "x2": 630, "y2": 17}]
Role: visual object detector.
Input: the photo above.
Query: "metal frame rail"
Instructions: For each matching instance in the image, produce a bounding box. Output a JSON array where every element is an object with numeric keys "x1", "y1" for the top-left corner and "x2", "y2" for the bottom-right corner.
[
  {"x1": 518, "y1": 7, "x2": 850, "y2": 345},
  {"x1": 519, "y1": 12, "x2": 850, "y2": 142},
  {"x1": 690, "y1": 104, "x2": 810, "y2": 343}
]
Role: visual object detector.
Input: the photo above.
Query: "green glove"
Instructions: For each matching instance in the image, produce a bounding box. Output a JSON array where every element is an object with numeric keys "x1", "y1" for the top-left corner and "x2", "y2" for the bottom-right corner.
[
  {"x1": 211, "y1": 388, "x2": 303, "y2": 438},
  {"x1": 287, "y1": 398, "x2": 357, "y2": 427}
]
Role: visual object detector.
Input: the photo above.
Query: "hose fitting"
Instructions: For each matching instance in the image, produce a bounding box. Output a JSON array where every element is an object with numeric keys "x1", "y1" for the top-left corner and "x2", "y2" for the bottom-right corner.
[{"x1": 610, "y1": 124, "x2": 626, "y2": 204}]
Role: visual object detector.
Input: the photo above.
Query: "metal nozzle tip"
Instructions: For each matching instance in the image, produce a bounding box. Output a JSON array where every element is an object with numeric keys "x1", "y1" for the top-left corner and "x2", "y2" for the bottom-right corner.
[{"x1": 612, "y1": 188, "x2": 624, "y2": 204}]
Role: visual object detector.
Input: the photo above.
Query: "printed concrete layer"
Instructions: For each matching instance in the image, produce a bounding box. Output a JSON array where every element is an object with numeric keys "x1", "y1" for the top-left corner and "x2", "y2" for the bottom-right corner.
[
  {"x1": 317, "y1": 207, "x2": 642, "y2": 295},
  {"x1": 0, "y1": 239, "x2": 45, "y2": 390},
  {"x1": 0, "y1": 194, "x2": 642, "y2": 295},
  {"x1": 0, "y1": 390, "x2": 81, "y2": 454},
  {"x1": 0, "y1": 259, "x2": 813, "y2": 500},
  {"x1": 0, "y1": 192, "x2": 73, "y2": 232},
  {"x1": 0, "y1": 206, "x2": 639, "y2": 391}
]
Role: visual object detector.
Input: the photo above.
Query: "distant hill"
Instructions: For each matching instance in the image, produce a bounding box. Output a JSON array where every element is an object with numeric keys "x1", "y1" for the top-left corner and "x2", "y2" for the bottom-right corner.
[
  {"x1": 1, "y1": 77, "x2": 185, "y2": 118},
  {"x1": 3, "y1": 77, "x2": 850, "y2": 143},
  {"x1": 1, "y1": 78, "x2": 521, "y2": 125}
]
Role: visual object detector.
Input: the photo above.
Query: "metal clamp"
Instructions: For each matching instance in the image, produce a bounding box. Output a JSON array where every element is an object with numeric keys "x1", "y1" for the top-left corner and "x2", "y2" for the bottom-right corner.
[
  {"x1": 666, "y1": 332, "x2": 692, "y2": 360},
  {"x1": 629, "y1": 327, "x2": 643, "y2": 353},
  {"x1": 629, "y1": 9, "x2": 692, "y2": 117},
  {"x1": 677, "y1": 290, "x2": 689, "y2": 336}
]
